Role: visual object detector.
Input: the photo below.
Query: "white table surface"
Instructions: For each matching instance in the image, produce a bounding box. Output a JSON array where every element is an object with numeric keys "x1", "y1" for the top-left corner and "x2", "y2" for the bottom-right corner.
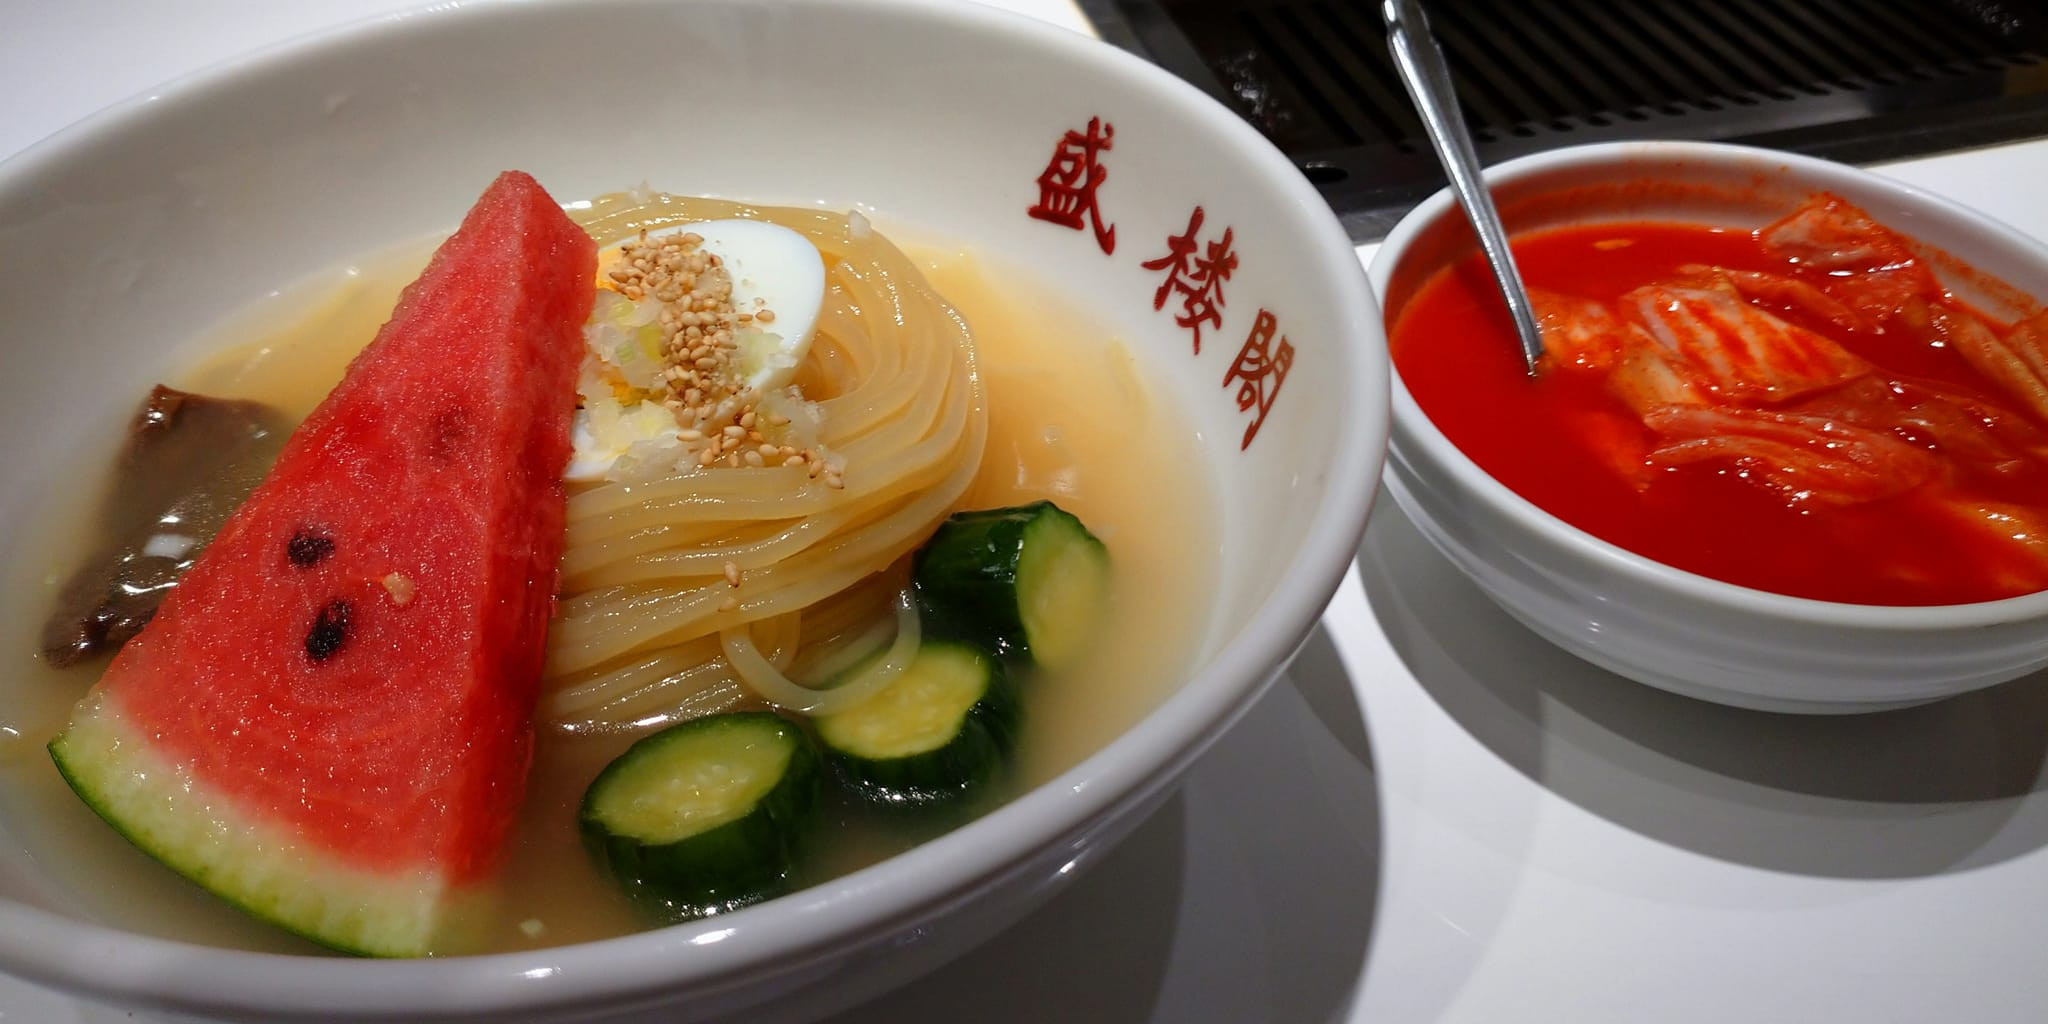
[{"x1": 6, "y1": 3, "x2": 2048, "y2": 1022}]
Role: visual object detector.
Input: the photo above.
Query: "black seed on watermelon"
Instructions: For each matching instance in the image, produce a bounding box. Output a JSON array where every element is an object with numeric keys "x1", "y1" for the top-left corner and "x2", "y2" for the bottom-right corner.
[
  {"x1": 286, "y1": 530, "x2": 335, "y2": 567},
  {"x1": 428, "y1": 406, "x2": 472, "y2": 461},
  {"x1": 304, "y1": 599, "x2": 352, "y2": 662}
]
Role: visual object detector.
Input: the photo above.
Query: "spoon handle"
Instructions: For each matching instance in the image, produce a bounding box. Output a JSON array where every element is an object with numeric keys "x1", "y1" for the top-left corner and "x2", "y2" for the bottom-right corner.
[{"x1": 1383, "y1": 0, "x2": 1545, "y2": 375}]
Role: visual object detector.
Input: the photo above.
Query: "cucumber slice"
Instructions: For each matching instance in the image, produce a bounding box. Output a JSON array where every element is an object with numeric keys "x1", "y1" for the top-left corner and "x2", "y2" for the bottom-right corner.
[
  {"x1": 578, "y1": 711, "x2": 822, "y2": 920},
  {"x1": 816, "y1": 642, "x2": 1018, "y2": 808},
  {"x1": 911, "y1": 501, "x2": 1110, "y2": 669}
]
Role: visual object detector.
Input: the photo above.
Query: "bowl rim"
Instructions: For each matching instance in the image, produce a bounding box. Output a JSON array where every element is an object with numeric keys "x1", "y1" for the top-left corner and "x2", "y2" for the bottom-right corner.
[
  {"x1": 0, "y1": 0, "x2": 1387, "y2": 1016},
  {"x1": 1369, "y1": 138, "x2": 2048, "y2": 633}
]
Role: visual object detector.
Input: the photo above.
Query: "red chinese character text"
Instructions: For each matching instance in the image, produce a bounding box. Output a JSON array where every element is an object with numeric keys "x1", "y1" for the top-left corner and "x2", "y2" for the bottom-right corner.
[
  {"x1": 1140, "y1": 205, "x2": 1238, "y2": 354},
  {"x1": 1028, "y1": 117, "x2": 1117, "y2": 255},
  {"x1": 1223, "y1": 308, "x2": 1296, "y2": 450}
]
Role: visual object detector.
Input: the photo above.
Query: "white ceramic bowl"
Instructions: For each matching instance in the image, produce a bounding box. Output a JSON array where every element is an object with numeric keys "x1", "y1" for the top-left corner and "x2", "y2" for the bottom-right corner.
[
  {"x1": 0, "y1": 1, "x2": 1384, "y2": 1020},
  {"x1": 1371, "y1": 140, "x2": 2048, "y2": 715}
]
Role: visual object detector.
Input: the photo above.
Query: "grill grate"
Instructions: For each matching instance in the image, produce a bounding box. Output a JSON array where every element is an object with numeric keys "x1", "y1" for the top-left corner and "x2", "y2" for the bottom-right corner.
[{"x1": 1084, "y1": 0, "x2": 2048, "y2": 239}]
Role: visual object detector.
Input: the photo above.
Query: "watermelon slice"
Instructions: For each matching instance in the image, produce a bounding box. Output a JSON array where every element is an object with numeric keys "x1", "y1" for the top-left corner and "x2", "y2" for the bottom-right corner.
[{"x1": 48, "y1": 171, "x2": 596, "y2": 957}]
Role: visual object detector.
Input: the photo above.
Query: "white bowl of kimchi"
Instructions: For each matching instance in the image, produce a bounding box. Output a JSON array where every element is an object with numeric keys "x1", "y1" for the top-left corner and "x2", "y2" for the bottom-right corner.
[
  {"x1": 0, "y1": 0, "x2": 1383, "y2": 1021},
  {"x1": 1372, "y1": 140, "x2": 2048, "y2": 714}
]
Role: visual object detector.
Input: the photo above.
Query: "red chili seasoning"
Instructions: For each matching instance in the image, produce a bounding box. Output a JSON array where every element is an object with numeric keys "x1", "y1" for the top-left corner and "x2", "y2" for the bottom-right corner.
[{"x1": 1391, "y1": 200, "x2": 2048, "y2": 605}]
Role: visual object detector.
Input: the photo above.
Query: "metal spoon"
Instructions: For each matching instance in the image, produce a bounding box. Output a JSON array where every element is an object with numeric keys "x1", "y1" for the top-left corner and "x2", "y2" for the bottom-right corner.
[{"x1": 1383, "y1": 0, "x2": 1545, "y2": 375}]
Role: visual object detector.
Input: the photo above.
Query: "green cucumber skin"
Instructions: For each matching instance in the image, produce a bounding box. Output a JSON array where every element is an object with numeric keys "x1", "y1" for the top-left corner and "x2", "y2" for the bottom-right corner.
[
  {"x1": 912, "y1": 501, "x2": 1103, "y2": 662},
  {"x1": 913, "y1": 507, "x2": 1036, "y2": 658},
  {"x1": 827, "y1": 649, "x2": 1021, "y2": 810},
  {"x1": 578, "y1": 712, "x2": 823, "y2": 921}
]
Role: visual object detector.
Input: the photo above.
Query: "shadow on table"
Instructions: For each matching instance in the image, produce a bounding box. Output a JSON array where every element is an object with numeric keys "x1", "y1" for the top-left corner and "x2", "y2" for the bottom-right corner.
[
  {"x1": 827, "y1": 628, "x2": 1383, "y2": 1024},
  {"x1": 1360, "y1": 501, "x2": 2048, "y2": 879}
]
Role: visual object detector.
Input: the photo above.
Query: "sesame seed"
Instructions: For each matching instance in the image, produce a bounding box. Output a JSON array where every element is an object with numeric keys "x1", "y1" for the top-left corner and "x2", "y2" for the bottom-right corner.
[
  {"x1": 723, "y1": 561, "x2": 741, "y2": 587},
  {"x1": 601, "y1": 230, "x2": 815, "y2": 477},
  {"x1": 718, "y1": 595, "x2": 739, "y2": 613}
]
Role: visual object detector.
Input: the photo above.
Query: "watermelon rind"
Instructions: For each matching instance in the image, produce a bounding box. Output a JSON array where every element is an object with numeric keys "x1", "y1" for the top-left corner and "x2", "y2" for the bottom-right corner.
[{"x1": 48, "y1": 692, "x2": 484, "y2": 957}]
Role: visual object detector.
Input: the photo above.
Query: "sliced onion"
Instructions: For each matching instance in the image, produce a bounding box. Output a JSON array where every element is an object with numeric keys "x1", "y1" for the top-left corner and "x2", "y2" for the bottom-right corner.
[
  {"x1": 796, "y1": 614, "x2": 898, "y2": 683},
  {"x1": 721, "y1": 591, "x2": 920, "y2": 715}
]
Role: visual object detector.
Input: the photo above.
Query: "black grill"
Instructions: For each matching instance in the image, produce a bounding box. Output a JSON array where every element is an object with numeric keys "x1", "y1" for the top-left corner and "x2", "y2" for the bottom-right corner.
[{"x1": 1083, "y1": 0, "x2": 2048, "y2": 239}]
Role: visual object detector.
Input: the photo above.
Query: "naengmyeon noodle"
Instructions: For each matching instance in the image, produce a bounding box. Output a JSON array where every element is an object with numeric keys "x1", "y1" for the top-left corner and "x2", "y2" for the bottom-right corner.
[{"x1": 543, "y1": 192, "x2": 986, "y2": 735}]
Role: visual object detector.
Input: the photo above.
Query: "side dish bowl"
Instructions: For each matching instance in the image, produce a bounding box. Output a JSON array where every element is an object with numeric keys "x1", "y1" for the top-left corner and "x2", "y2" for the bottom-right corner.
[
  {"x1": 0, "y1": 0, "x2": 1384, "y2": 1020},
  {"x1": 1371, "y1": 139, "x2": 2048, "y2": 714}
]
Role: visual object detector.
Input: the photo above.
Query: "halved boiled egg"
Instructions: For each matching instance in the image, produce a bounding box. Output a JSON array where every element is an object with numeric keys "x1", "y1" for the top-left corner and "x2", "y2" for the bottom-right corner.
[
  {"x1": 567, "y1": 219, "x2": 827, "y2": 483},
  {"x1": 689, "y1": 219, "x2": 826, "y2": 393}
]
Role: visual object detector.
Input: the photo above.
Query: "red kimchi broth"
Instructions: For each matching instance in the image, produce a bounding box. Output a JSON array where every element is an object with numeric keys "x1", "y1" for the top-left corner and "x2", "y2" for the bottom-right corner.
[{"x1": 1391, "y1": 194, "x2": 2048, "y2": 606}]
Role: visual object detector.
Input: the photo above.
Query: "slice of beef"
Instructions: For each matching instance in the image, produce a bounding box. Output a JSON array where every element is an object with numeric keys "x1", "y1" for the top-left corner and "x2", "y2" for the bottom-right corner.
[{"x1": 42, "y1": 386, "x2": 285, "y2": 667}]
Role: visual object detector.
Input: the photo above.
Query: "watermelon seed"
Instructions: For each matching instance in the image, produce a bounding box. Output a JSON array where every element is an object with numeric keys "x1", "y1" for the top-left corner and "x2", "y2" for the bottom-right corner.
[
  {"x1": 287, "y1": 530, "x2": 336, "y2": 567},
  {"x1": 305, "y1": 599, "x2": 352, "y2": 662},
  {"x1": 428, "y1": 407, "x2": 471, "y2": 462}
]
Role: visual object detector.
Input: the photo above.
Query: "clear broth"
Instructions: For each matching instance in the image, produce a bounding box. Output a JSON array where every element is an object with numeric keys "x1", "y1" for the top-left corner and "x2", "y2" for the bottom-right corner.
[{"x1": 0, "y1": 229, "x2": 1217, "y2": 953}]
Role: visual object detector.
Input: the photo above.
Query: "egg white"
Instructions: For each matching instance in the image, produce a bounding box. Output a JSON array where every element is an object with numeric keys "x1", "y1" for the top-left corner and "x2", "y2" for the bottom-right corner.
[{"x1": 567, "y1": 220, "x2": 826, "y2": 483}]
